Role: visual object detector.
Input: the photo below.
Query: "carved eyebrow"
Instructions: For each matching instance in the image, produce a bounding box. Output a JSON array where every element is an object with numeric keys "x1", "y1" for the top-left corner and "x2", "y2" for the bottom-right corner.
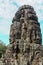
[{"x1": 35, "y1": 51, "x2": 40, "y2": 55}]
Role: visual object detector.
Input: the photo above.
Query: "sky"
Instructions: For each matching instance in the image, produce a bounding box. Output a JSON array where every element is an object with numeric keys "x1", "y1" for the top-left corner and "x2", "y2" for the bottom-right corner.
[{"x1": 0, "y1": 0, "x2": 43, "y2": 45}]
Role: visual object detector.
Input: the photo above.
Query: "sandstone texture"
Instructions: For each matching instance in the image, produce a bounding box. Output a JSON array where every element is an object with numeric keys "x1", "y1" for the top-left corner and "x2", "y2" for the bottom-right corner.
[{"x1": 0, "y1": 5, "x2": 43, "y2": 65}]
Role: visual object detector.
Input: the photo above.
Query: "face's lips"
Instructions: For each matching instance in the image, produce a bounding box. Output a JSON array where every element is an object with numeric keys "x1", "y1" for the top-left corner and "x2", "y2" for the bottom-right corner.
[
  {"x1": 35, "y1": 39, "x2": 41, "y2": 44},
  {"x1": 31, "y1": 39, "x2": 41, "y2": 44}
]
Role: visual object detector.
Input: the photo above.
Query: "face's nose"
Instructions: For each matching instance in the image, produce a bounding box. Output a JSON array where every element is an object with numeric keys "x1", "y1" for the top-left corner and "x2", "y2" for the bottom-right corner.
[
  {"x1": 36, "y1": 31, "x2": 41, "y2": 40},
  {"x1": 36, "y1": 34, "x2": 40, "y2": 40}
]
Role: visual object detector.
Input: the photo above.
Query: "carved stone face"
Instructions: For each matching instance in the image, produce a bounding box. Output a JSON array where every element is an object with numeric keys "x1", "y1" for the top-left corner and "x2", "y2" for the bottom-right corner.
[{"x1": 30, "y1": 27, "x2": 42, "y2": 44}]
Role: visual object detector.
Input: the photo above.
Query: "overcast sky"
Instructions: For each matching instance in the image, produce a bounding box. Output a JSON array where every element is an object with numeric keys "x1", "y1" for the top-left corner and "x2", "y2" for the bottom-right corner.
[{"x1": 0, "y1": 0, "x2": 43, "y2": 45}]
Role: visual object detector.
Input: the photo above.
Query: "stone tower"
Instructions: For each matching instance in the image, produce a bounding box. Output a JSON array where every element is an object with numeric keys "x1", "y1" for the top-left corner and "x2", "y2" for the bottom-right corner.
[
  {"x1": 0, "y1": 5, "x2": 43, "y2": 65},
  {"x1": 9, "y1": 5, "x2": 42, "y2": 45}
]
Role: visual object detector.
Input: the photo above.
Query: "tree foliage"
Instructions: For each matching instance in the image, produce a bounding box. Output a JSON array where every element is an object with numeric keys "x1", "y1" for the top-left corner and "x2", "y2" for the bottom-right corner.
[{"x1": 0, "y1": 40, "x2": 7, "y2": 58}]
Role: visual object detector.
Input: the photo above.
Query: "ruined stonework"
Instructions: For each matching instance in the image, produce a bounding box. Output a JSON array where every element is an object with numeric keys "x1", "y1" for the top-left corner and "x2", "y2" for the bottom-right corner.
[{"x1": 0, "y1": 5, "x2": 43, "y2": 65}]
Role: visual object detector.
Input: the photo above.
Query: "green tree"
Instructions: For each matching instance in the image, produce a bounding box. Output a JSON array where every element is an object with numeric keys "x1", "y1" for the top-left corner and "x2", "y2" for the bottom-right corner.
[{"x1": 0, "y1": 40, "x2": 7, "y2": 58}]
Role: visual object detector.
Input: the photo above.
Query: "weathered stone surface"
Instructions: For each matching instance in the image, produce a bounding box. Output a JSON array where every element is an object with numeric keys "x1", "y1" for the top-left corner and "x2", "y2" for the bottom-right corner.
[{"x1": 0, "y1": 5, "x2": 43, "y2": 65}]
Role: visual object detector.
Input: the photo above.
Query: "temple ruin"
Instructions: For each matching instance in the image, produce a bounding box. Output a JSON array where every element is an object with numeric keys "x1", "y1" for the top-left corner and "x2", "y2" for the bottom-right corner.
[{"x1": 0, "y1": 5, "x2": 43, "y2": 65}]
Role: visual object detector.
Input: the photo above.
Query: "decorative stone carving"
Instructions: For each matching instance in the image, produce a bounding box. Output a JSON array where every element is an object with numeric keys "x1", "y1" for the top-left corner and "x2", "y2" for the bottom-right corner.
[{"x1": 0, "y1": 5, "x2": 43, "y2": 65}]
